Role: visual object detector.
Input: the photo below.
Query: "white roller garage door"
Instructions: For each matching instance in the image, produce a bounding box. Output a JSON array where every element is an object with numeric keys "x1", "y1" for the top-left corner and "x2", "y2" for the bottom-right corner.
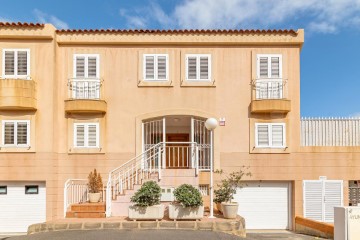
[
  {"x1": 233, "y1": 181, "x2": 291, "y2": 229},
  {"x1": 0, "y1": 182, "x2": 46, "y2": 233}
]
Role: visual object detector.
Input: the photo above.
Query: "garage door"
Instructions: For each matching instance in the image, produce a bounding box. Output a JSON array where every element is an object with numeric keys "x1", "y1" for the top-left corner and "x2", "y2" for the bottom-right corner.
[
  {"x1": 233, "y1": 181, "x2": 291, "y2": 229},
  {"x1": 0, "y1": 182, "x2": 46, "y2": 233}
]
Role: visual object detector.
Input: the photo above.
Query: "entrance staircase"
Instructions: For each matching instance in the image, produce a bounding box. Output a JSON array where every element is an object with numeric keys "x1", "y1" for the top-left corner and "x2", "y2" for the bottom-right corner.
[{"x1": 64, "y1": 142, "x2": 209, "y2": 218}]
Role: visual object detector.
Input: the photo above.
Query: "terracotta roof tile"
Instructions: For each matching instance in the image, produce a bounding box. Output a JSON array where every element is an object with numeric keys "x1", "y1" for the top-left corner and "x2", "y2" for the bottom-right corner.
[
  {"x1": 0, "y1": 22, "x2": 44, "y2": 28},
  {"x1": 56, "y1": 28, "x2": 297, "y2": 35}
]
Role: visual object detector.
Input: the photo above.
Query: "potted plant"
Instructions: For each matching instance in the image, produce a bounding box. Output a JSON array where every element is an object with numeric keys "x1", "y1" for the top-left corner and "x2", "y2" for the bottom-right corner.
[
  {"x1": 215, "y1": 167, "x2": 251, "y2": 219},
  {"x1": 128, "y1": 181, "x2": 164, "y2": 220},
  {"x1": 169, "y1": 184, "x2": 204, "y2": 220},
  {"x1": 87, "y1": 168, "x2": 103, "y2": 203}
]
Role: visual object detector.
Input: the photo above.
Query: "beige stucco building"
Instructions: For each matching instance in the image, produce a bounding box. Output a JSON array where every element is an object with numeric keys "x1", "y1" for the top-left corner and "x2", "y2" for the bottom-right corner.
[{"x1": 0, "y1": 22, "x2": 359, "y2": 232}]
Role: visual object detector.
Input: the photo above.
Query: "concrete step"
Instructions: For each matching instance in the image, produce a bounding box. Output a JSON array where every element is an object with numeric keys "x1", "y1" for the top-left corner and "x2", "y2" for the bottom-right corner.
[
  {"x1": 66, "y1": 212, "x2": 106, "y2": 218},
  {"x1": 70, "y1": 203, "x2": 105, "y2": 212},
  {"x1": 158, "y1": 176, "x2": 198, "y2": 187},
  {"x1": 161, "y1": 168, "x2": 197, "y2": 177}
]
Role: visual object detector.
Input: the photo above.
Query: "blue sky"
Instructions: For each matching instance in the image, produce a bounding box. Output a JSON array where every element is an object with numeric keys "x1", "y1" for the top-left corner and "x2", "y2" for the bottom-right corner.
[{"x1": 1, "y1": 0, "x2": 360, "y2": 117}]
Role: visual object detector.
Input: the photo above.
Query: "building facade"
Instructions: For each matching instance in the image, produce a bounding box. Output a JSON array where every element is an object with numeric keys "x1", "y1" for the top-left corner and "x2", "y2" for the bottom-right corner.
[{"x1": 0, "y1": 22, "x2": 358, "y2": 232}]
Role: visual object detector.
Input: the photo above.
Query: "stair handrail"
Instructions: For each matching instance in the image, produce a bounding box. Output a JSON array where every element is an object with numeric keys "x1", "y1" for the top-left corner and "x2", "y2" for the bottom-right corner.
[
  {"x1": 106, "y1": 142, "x2": 165, "y2": 217},
  {"x1": 64, "y1": 179, "x2": 88, "y2": 217},
  {"x1": 105, "y1": 141, "x2": 199, "y2": 217}
]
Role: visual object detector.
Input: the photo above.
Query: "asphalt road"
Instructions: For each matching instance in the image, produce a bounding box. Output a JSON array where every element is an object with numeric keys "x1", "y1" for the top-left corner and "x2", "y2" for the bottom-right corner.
[{"x1": 1, "y1": 230, "x2": 327, "y2": 240}]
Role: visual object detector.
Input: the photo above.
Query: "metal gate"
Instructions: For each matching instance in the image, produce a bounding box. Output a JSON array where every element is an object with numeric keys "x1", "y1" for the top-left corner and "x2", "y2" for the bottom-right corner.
[
  {"x1": 142, "y1": 118, "x2": 165, "y2": 169},
  {"x1": 191, "y1": 118, "x2": 211, "y2": 170}
]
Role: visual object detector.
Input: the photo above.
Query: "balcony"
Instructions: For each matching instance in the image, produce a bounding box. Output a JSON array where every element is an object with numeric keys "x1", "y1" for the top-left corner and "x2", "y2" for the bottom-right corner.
[
  {"x1": 250, "y1": 79, "x2": 291, "y2": 113},
  {"x1": 0, "y1": 79, "x2": 37, "y2": 110},
  {"x1": 64, "y1": 79, "x2": 107, "y2": 114}
]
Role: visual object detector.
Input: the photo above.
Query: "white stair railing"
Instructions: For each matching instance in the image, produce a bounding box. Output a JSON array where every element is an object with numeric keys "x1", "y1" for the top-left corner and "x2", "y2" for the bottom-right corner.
[
  {"x1": 64, "y1": 179, "x2": 88, "y2": 217},
  {"x1": 105, "y1": 141, "x2": 204, "y2": 217},
  {"x1": 106, "y1": 142, "x2": 164, "y2": 217}
]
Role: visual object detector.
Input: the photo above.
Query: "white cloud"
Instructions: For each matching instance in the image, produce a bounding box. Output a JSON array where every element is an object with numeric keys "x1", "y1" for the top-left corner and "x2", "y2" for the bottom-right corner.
[
  {"x1": 33, "y1": 9, "x2": 69, "y2": 29},
  {"x1": 119, "y1": 3, "x2": 175, "y2": 29},
  {"x1": 350, "y1": 112, "x2": 360, "y2": 118},
  {"x1": 120, "y1": 0, "x2": 360, "y2": 33}
]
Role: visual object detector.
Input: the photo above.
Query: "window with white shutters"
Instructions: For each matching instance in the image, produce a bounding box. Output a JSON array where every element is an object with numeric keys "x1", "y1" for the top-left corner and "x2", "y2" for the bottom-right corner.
[
  {"x1": 2, "y1": 49, "x2": 30, "y2": 79},
  {"x1": 256, "y1": 54, "x2": 282, "y2": 79},
  {"x1": 186, "y1": 54, "x2": 211, "y2": 81},
  {"x1": 74, "y1": 123, "x2": 99, "y2": 148},
  {"x1": 143, "y1": 54, "x2": 168, "y2": 81},
  {"x1": 2, "y1": 120, "x2": 30, "y2": 147},
  {"x1": 73, "y1": 54, "x2": 99, "y2": 78},
  {"x1": 255, "y1": 123, "x2": 285, "y2": 148}
]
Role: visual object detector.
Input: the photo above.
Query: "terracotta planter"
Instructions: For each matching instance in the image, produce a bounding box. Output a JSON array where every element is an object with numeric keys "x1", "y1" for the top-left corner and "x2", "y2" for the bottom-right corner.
[
  {"x1": 88, "y1": 192, "x2": 101, "y2": 203},
  {"x1": 221, "y1": 202, "x2": 238, "y2": 219},
  {"x1": 216, "y1": 202, "x2": 222, "y2": 213},
  {"x1": 169, "y1": 203, "x2": 204, "y2": 220},
  {"x1": 128, "y1": 205, "x2": 164, "y2": 220}
]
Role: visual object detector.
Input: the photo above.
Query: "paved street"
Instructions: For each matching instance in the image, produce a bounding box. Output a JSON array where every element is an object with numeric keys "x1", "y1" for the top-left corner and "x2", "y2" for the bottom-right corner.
[{"x1": 1, "y1": 230, "x2": 327, "y2": 240}]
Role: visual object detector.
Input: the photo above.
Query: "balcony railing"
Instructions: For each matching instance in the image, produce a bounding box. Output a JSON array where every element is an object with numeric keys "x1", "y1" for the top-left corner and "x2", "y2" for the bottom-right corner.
[
  {"x1": 68, "y1": 78, "x2": 102, "y2": 100},
  {"x1": 252, "y1": 79, "x2": 287, "y2": 100}
]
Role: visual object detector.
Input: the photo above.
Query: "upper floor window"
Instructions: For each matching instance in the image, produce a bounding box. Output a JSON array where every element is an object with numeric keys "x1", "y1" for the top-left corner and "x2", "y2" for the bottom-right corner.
[
  {"x1": 2, "y1": 120, "x2": 30, "y2": 147},
  {"x1": 186, "y1": 54, "x2": 211, "y2": 81},
  {"x1": 143, "y1": 54, "x2": 168, "y2": 81},
  {"x1": 255, "y1": 123, "x2": 285, "y2": 148},
  {"x1": 74, "y1": 123, "x2": 99, "y2": 148},
  {"x1": 257, "y1": 54, "x2": 282, "y2": 79},
  {"x1": 73, "y1": 54, "x2": 99, "y2": 79},
  {"x1": 2, "y1": 49, "x2": 30, "y2": 79}
]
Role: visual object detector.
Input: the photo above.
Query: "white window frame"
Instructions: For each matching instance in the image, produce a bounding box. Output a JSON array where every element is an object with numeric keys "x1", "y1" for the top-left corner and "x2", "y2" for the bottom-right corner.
[
  {"x1": 2, "y1": 49, "x2": 31, "y2": 79},
  {"x1": 185, "y1": 54, "x2": 212, "y2": 81},
  {"x1": 73, "y1": 123, "x2": 100, "y2": 148},
  {"x1": 2, "y1": 120, "x2": 30, "y2": 147},
  {"x1": 255, "y1": 123, "x2": 286, "y2": 148},
  {"x1": 256, "y1": 54, "x2": 282, "y2": 79},
  {"x1": 143, "y1": 54, "x2": 169, "y2": 81},
  {"x1": 73, "y1": 54, "x2": 100, "y2": 79}
]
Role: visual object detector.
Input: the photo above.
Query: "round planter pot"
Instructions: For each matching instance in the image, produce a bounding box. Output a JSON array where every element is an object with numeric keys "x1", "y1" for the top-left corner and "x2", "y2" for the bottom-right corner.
[
  {"x1": 88, "y1": 192, "x2": 101, "y2": 203},
  {"x1": 216, "y1": 202, "x2": 222, "y2": 213},
  {"x1": 221, "y1": 202, "x2": 238, "y2": 219}
]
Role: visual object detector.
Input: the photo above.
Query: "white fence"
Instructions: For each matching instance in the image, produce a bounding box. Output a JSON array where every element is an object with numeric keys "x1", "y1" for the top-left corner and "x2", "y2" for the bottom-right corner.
[{"x1": 301, "y1": 117, "x2": 360, "y2": 146}]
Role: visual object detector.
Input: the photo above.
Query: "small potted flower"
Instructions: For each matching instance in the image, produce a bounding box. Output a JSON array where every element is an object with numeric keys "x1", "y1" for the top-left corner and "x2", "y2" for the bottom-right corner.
[
  {"x1": 215, "y1": 167, "x2": 251, "y2": 219},
  {"x1": 128, "y1": 181, "x2": 164, "y2": 220},
  {"x1": 87, "y1": 169, "x2": 103, "y2": 203},
  {"x1": 169, "y1": 184, "x2": 204, "y2": 220}
]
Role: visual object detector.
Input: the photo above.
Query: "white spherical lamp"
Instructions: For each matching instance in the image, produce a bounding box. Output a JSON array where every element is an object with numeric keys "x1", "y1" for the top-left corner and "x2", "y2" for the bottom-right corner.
[{"x1": 205, "y1": 118, "x2": 218, "y2": 130}]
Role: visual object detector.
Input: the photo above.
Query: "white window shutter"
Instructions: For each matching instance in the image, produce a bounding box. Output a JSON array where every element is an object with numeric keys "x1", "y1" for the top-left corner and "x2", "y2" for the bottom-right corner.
[
  {"x1": 76, "y1": 57, "x2": 85, "y2": 78},
  {"x1": 257, "y1": 125, "x2": 269, "y2": 147},
  {"x1": 271, "y1": 57, "x2": 280, "y2": 78},
  {"x1": 87, "y1": 124, "x2": 98, "y2": 147},
  {"x1": 259, "y1": 57, "x2": 268, "y2": 78},
  {"x1": 17, "y1": 51, "x2": 28, "y2": 76},
  {"x1": 145, "y1": 56, "x2": 155, "y2": 79},
  {"x1": 157, "y1": 56, "x2": 167, "y2": 80},
  {"x1": 324, "y1": 181, "x2": 343, "y2": 222},
  {"x1": 4, "y1": 122, "x2": 15, "y2": 145},
  {"x1": 87, "y1": 57, "x2": 97, "y2": 78},
  {"x1": 272, "y1": 125, "x2": 284, "y2": 147},
  {"x1": 4, "y1": 51, "x2": 15, "y2": 76},
  {"x1": 17, "y1": 122, "x2": 28, "y2": 145},
  {"x1": 304, "y1": 181, "x2": 323, "y2": 222},
  {"x1": 75, "y1": 125, "x2": 85, "y2": 147},
  {"x1": 187, "y1": 56, "x2": 197, "y2": 80},
  {"x1": 199, "y1": 56, "x2": 209, "y2": 79}
]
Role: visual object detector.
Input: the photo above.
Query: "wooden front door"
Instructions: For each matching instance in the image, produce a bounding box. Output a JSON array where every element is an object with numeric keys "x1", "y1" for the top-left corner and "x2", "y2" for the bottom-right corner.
[{"x1": 166, "y1": 134, "x2": 190, "y2": 168}]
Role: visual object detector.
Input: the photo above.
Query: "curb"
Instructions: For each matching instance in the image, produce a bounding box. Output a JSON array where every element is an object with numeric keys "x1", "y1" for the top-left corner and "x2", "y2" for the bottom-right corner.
[{"x1": 28, "y1": 216, "x2": 246, "y2": 238}]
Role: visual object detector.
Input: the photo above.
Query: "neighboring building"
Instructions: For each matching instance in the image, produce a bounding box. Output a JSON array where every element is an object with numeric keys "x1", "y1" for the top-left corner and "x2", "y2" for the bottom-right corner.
[{"x1": 0, "y1": 22, "x2": 358, "y2": 232}]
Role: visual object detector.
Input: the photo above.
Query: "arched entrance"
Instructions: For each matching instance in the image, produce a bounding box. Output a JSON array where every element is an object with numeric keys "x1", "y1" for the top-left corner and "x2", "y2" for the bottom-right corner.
[{"x1": 142, "y1": 115, "x2": 211, "y2": 170}]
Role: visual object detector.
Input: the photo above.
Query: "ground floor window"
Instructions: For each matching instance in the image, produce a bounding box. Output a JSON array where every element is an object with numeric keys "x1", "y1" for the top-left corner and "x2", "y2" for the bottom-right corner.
[{"x1": 349, "y1": 180, "x2": 360, "y2": 206}]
